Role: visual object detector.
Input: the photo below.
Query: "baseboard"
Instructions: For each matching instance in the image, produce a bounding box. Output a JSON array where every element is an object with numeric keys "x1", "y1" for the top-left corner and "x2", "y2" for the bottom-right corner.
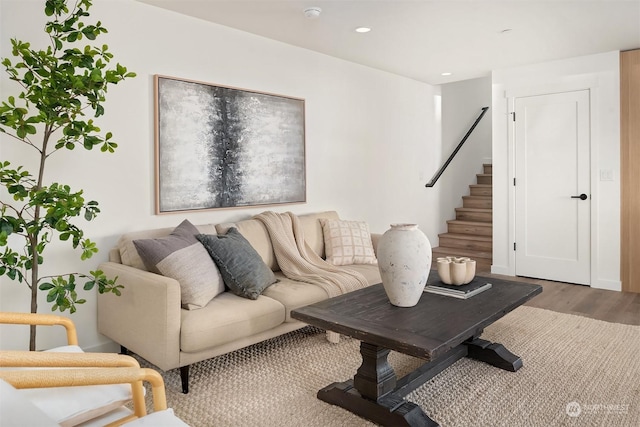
[
  {"x1": 590, "y1": 278, "x2": 622, "y2": 292},
  {"x1": 83, "y1": 340, "x2": 121, "y2": 353},
  {"x1": 491, "y1": 265, "x2": 510, "y2": 276}
]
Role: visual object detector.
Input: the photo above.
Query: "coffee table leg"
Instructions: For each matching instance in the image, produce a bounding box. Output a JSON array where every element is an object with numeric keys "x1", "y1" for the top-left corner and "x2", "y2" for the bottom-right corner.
[
  {"x1": 354, "y1": 342, "x2": 396, "y2": 399},
  {"x1": 466, "y1": 338, "x2": 523, "y2": 372},
  {"x1": 317, "y1": 342, "x2": 438, "y2": 426}
]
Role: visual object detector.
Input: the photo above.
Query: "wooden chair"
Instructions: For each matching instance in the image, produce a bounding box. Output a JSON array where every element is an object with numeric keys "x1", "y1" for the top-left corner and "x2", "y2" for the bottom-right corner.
[
  {"x1": 0, "y1": 366, "x2": 188, "y2": 426},
  {"x1": 0, "y1": 312, "x2": 188, "y2": 426}
]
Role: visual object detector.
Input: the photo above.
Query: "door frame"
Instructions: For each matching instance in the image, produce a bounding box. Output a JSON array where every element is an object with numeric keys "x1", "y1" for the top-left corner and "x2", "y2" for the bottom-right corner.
[{"x1": 505, "y1": 80, "x2": 599, "y2": 287}]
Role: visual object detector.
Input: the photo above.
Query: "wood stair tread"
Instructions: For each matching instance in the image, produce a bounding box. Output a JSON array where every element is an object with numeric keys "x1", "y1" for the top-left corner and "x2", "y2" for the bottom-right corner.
[
  {"x1": 432, "y1": 246, "x2": 492, "y2": 260},
  {"x1": 462, "y1": 195, "x2": 491, "y2": 199},
  {"x1": 438, "y1": 233, "x2": 491, "y2": 242},
  {"x1": 455, "y1": 207, "x2": 492, "y2": 212},
  {"x1": 447, "y1": 220, "x2": 492, "y2": 227}
]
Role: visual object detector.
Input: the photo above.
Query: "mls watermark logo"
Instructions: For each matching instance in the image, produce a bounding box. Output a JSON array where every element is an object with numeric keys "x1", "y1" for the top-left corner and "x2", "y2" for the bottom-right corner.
[
  {"x1": 566, "y1": 401, "x2": 582, "y2": 417},
  {"x1": 566, "y1": 401, "x2": 629, "y2": 417}
]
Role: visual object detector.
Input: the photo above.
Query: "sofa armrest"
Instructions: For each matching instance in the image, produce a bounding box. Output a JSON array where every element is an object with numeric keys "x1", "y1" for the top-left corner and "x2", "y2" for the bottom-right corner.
[{"x1": 97, "y1": 262, "x2": 182, "y2": 371}]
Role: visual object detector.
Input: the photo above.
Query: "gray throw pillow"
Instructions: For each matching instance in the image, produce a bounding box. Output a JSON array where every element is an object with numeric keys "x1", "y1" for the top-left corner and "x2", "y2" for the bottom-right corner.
[
  {"x1": 133, "y1": 219, "x2": 225, "y2": 310},
  {"x1": 197, "y1": 228, "x2": 278, "y2": 300}
]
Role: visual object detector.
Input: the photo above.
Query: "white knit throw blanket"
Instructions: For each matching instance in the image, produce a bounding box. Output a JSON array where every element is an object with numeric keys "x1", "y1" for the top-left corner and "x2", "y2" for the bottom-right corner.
[{"x1": 254, "y1": 211, "x2": 369, "y2": 298}]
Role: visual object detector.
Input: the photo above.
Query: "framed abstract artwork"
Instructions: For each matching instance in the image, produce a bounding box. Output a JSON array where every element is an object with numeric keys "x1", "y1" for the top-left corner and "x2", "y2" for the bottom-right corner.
[{"x1": 154, "y1": 75, "x2": 306, "y2": 213}]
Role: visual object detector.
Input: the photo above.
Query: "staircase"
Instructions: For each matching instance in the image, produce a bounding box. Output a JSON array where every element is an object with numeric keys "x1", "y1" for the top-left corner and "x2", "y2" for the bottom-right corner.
[{"x1": 432, "y1": 164, "x2": 493, "y2": 272}]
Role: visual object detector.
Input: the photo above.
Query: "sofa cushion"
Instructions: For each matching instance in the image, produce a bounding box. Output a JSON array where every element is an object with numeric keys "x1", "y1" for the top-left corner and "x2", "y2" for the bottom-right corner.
[
  {"x1": 180, "y1": 292, "x2": 285, "y2": 352},
  {"x1": 297, "y1": 211, "x2": 340, "y2": 258},
  {"x1": 320, "y1": 219, "x2": 377, "y2": 265},
  {"x1": 262, "y1": 274, "x2": 330, "y2": 322},
  {"x1": 133, "y1": 220, "x2": 224, "y2": 309},
  {"x1": 197, "y1": 229, "x2": 278, "y2": 300},
  {"x1": 342, "y1": 264, "x2": 382, "y2": 285}
]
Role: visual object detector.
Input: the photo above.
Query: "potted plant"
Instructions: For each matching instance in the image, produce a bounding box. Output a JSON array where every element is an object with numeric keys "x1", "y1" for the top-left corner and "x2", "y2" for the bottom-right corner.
[{"x1": 0, "y1": 0, "x2": 135, "y2": 349}]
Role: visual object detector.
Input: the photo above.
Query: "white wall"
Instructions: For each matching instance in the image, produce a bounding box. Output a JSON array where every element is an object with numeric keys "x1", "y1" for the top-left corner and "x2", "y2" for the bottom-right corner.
[
  {"x1": 436, "y1": 77, "x2": 492, "y2": 236},
  {"x1": 0, "y1": 0, "x2": 441, "y2": 350},
  {"x1": 492, "y1": 51, "x2": 621, "y2": 291}
]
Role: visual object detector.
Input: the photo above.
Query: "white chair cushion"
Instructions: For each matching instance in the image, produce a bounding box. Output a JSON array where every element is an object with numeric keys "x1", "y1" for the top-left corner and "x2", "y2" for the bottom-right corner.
[
  {"x1": 0, "y1": 379, "x2": 59, "y2": 427},
  {"x1": 14, "y1": 345, "x2": 133, "y2": 427},
  {"x1": 76, "y1": 406, "x2": 133, "y2": 426}
]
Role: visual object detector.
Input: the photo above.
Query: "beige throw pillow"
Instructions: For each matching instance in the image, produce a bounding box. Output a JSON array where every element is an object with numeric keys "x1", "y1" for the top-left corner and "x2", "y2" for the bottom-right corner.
[{"x1": 320, "y1": 219, "x2": 377, "y2": 266}]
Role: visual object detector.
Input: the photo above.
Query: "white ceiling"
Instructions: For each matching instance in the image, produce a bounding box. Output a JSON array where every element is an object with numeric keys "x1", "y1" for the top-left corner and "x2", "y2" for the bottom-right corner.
[{"x1": 137, "y1": 0, "x2": 640, "y2": 85}]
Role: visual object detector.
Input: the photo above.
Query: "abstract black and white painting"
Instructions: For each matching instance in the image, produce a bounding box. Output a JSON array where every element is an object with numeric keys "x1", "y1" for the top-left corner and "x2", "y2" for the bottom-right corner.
[{"x1": 155, "y1": 75, "x2": 306, "y2": 213}]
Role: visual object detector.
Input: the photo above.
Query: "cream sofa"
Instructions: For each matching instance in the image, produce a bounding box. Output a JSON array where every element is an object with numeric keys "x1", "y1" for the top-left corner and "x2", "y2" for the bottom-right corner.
[{"x1": 97, "y1": 211, "x2": 381, "y2": 393}]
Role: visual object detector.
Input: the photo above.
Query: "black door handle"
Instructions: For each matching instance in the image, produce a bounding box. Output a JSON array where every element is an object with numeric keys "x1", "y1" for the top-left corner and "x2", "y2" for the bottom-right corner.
[{"x1": 571, "y1": 194, "x2": 588, "y2": 200}]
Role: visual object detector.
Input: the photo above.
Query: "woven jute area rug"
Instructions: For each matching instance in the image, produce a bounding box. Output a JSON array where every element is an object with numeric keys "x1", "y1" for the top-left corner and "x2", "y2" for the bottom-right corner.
[{"x1": 135, "y1": 306, "x2": 639, "y2": 426}]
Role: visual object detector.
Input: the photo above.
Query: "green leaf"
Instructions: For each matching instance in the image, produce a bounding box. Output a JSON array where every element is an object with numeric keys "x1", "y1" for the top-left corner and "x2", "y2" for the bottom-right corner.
[
  {"x1": 0, "y1": 220, "x2": 13, "y2": 235},
  {"x1": 45, "y1": 2, "x2": 55, "y2": 16}
]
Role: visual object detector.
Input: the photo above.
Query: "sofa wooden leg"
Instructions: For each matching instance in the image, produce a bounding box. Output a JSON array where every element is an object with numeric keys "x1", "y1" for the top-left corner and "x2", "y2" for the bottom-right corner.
[
  {"x1": 120, "y1": 345, "x2": 128, "y2": 355},
  {"x1": 180, "y1": 365, "x2": 189, "y2": 394}
]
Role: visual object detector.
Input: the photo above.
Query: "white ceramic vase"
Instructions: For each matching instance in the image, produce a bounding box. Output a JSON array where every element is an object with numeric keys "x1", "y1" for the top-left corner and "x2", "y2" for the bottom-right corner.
[{"x1": 377, "y1": 223, "x2": 432, "y2": 307}]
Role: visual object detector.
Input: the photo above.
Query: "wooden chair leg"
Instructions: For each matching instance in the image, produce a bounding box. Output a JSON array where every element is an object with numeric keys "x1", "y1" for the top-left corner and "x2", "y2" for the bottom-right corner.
[{"x1": 180, "y1": 365, "x2": 189, "y2": 394}]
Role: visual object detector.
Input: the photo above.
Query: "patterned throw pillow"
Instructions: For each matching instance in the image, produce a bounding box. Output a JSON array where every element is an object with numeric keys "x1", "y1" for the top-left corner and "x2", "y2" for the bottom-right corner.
[
  {"x1": 133, "y1": 220, "x2": 225, "y2": 310},
  {"x1": 320, "y1": 219, "x2": 377, "y2": 266},
  {"x1": 197, "y1": 228, "x2": 278, "y2": 300}
]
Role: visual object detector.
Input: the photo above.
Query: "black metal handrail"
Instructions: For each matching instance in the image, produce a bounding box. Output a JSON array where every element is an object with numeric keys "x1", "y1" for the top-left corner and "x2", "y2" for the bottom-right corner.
[{"x1": 425, "y1": 106, "x2": 489, "y2": 188}]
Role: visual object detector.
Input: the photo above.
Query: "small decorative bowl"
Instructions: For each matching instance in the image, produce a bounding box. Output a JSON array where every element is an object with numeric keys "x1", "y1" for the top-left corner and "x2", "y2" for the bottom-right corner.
[{"x1": 436, "y1": 257, "x2": 476, "y2": 285}]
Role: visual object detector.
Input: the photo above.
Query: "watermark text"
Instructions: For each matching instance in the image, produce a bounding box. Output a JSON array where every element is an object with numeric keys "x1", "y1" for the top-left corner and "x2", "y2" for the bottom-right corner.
[{"x1": 566, "y1": 401, "x2": 629, "y2": 417}]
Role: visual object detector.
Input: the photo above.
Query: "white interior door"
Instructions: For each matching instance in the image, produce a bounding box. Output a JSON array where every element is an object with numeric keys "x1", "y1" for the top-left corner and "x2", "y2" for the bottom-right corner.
[{"x1": 514, "y1": 90, "x2": 591, "y2": 285}]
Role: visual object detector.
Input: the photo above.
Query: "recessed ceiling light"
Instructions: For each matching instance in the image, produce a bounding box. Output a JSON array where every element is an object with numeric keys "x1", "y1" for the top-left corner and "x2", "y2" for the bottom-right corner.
[
  {"x1": 303, "y1": 7, "x2": 321, "y2": 19},
  {"x1": 355, "y1": 27, "x2": 371, "y2": 33},
  {"x1": 441, "y1": 72, "x2": 453, "y2": 76}
]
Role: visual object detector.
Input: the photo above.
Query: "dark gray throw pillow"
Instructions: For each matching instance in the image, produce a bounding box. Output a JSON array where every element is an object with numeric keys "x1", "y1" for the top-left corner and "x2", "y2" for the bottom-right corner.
[{"x1": 197, "y1": 228, "x2": 277, "y2": 300}]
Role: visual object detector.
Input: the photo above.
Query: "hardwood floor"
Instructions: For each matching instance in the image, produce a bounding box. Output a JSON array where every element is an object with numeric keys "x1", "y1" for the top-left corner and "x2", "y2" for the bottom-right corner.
[
  {"x1": 481, "y1": 269, "x2": 640, "y2": 326},
  {"x1": 431, "y1": 261, "x2": 639, "y2": 325}
]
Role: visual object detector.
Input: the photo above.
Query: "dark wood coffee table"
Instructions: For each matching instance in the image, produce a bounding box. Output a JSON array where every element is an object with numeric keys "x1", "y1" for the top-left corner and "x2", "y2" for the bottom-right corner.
[{"x1": 291, "y1": 273, "x2": 542, "y2": 426}]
